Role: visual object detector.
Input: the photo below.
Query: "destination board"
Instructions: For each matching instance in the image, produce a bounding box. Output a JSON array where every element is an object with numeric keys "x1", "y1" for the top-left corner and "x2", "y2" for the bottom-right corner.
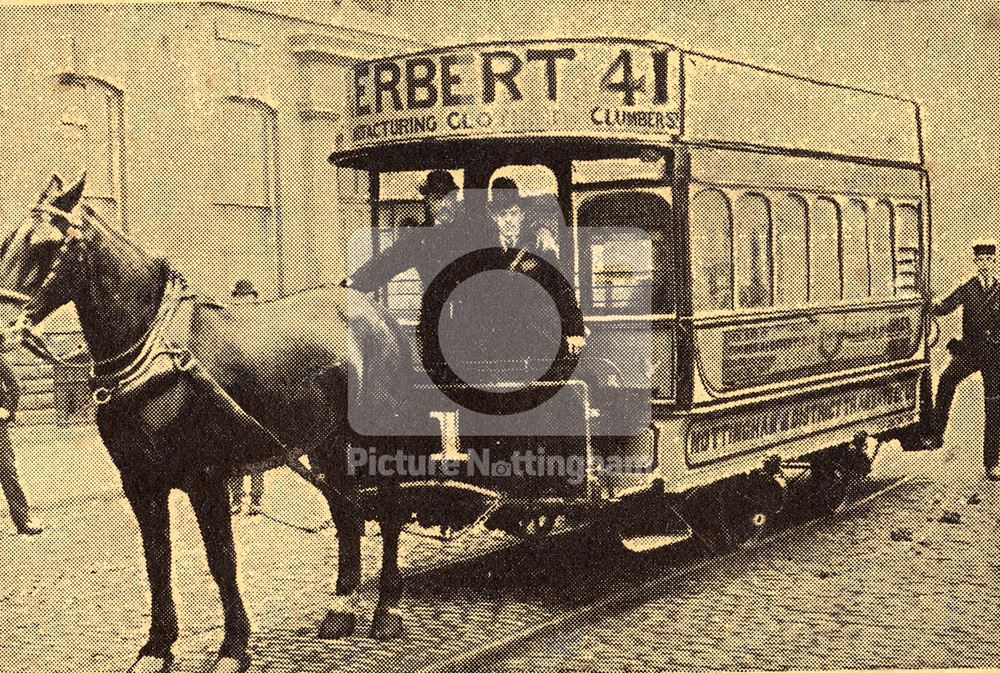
[
  {"x1": 342, "y1": 41, "x2": 682, "y2": 151},
  {"x1": 687, "y1": 378, "x2": 918, "y2": 466}
]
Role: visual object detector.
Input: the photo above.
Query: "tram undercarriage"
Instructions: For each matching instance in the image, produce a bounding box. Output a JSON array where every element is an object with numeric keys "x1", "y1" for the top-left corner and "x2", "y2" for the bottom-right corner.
[{"x1": 362, "y1": 372, "x2": 918, "y2": 555}]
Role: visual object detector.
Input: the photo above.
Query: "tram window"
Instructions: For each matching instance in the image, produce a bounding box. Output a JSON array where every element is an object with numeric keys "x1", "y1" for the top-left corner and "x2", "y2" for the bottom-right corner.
[
  {"x1": 572, "y1": 154, "x2": 667, "y2": 185},
  {"x1": 690, "y1": 189, "x2": 733, "y2": 312},
  {"x1": 772, "y1": 195, "x2": 809, "y2": 306},
  {"x1": 734, "y1": 193, "x2": 772, "y2": 309},
  {"x1": 809, "y1": 198, "x2": 841, "y2": 304},
  {"x1": 336, "y1": 166, "x2": 368, "y2": 204},
  {"x1": 895, "y1": 203, "x2": 921, "y2": 297},
  {"x1": 870, "y1": 202, "x2": 895, "y2": 298},
  {"x1": 368, "y1": 169, "x2": 463, "y2": 320},
  {"x1": 577, "y1": 191, "x2": 673, "y2": 314},
  {"x1": 490, "y1": 165, "x2": 559, "y2": 197},
  {"x1": 378, "y1": 170, "x2": 465, "y2": 203},
  {"x1": 842, "y1": 200, "x2": 871, "y2": 300}
]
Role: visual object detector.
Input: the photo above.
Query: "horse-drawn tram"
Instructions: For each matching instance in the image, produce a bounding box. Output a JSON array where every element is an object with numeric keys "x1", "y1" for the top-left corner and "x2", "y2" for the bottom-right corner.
[{"x1": 333, "y1": 38, "x2": 931, "y2": 549}]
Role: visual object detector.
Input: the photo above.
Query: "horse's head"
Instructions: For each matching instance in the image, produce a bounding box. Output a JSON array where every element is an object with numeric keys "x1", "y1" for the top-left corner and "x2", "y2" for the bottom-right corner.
[{"x1": 0, "y1": 174, "x2": 87, "y2": 344}]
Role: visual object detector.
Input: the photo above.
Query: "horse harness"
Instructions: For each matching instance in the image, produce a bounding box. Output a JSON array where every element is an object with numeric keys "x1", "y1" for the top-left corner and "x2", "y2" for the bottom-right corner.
[{"x1": 14, "y1": 211, "x2": 357, "y2": 514}]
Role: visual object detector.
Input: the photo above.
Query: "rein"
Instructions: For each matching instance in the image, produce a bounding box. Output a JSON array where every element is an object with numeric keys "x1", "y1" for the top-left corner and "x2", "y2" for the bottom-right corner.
[
  {"x1": 12, "y1": 206, "x2": 190, "y2": 401},
  {"x1": 10, "y1": 207, "x2": 366, "y2": 519}
]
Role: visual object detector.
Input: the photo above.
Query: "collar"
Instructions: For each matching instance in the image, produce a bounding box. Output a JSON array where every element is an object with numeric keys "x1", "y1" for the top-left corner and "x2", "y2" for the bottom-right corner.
[{"x1": 89, "y1": 272, "x2": 192, "y2": 385}]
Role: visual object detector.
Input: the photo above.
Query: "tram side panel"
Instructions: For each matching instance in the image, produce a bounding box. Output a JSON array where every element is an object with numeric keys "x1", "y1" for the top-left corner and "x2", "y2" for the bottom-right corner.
[{"x1": 654, "y1": 148, "x2": 930, "y2": 494}]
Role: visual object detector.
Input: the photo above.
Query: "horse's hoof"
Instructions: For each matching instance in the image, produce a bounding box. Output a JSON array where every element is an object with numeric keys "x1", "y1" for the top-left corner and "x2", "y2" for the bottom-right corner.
[
  {"x1": 317, "y1": 610, "x2": 356, "y2": 640},
  {"x1": 128, "y1": 654, "x2": 173, "y2": 673},
  {"x1": 369, "y1": 608, "x2": 404, "y2": 641},
  {"x1": 209, "y1": 655, "x2": 251, "y2": 673}
]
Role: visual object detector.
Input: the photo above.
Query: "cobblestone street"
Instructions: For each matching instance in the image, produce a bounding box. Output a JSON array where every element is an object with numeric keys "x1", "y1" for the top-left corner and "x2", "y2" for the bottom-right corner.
[{"x1": 3, "y1": 402, "x2": 1000, "y2": 673}]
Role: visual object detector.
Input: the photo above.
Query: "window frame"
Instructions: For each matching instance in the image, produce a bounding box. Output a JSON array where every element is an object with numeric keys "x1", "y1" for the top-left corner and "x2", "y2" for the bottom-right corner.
[
  {"x1": 574, "y1": 187, "x2": 674, "y2": 317},
  {"x1": 688, "y1": 184, "x2": 924, "y2": 317}
]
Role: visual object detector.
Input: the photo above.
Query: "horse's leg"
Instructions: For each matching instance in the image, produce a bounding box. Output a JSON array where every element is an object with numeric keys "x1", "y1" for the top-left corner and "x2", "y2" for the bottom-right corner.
[
  {"x1": 123, "y1": 483, "x2": 178, "y2": 673},
  {"x1": 316, "y1": 493, "x2": 364, "y2": 639},
  {"x1": 370, "y1": 480, "x2": 405, "y2": 640},
  {"x1": 187, "y1": 473, "x2": 251, "y2": 673},
  {"x1": 314, "y1": 439, "x2": 364, "y2": 640}
]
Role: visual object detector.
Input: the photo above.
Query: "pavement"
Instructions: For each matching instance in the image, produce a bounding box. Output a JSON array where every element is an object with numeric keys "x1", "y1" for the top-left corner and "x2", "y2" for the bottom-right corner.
[{"x1": 3, "y1": 371, "x2": 1000, "y2": 673}]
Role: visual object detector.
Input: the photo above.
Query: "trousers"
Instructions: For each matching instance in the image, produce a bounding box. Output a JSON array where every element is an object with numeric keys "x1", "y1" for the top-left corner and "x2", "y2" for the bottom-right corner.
[
  {"x1": 0, "y1": 424, "x2": 32, "y2": 528},
  {"x1": 931, "y1": 352, "x2": 1000, "y2": 469},
  {"x1": 228, "y1": 470, "x2": 264, "y2": 506}
]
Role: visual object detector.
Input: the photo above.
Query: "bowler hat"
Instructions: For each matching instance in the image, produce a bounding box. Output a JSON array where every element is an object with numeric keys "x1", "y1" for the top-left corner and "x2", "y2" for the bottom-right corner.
[
  {"x1": 232, "y1": 280, "x2": 258, "y2": 298},
  {"x1": 489, "y1": 177, "x2": 525, "y2": 213},
  {"x1": 417, "y1": 170, "x2": 458, "y2": 198},
  {"x1": 973, "y1": 238, "x2": 997, "y2": 256}
]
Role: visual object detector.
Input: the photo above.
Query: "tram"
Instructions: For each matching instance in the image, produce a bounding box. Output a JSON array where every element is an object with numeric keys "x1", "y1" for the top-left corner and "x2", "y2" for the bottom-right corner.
[{"x1": 331, "y1": 39, "x2": 931, "y2": 548}]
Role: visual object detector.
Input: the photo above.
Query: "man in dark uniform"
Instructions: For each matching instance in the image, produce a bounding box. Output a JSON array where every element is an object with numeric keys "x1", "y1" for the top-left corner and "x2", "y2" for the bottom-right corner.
[
  {"x1": 480, "y1": 178, "x2": 585, "y2": 359},
  {"x1": 925, "y1": 239, "x2": 1000, "y2": 479},
  {"x1": 342, "y1": 169, "x2": 462, "y2": 293},
  {"x1": 0, "y1": 354, "x2": 41, "y2": 534}
]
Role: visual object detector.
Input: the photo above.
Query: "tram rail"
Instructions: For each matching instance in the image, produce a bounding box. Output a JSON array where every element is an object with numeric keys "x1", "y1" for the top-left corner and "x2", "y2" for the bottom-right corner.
[{"x1": 411, "y1": 474, "x2": 916, "y2": 673}]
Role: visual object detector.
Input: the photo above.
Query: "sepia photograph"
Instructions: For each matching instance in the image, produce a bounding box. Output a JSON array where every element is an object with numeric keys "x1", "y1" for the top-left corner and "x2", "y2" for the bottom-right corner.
[{"x1": 0, "y1": 1, "x2": 997, "y2": 671}]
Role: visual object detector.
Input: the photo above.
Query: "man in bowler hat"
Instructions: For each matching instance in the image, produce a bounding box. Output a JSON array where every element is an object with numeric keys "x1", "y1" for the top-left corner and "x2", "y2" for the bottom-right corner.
[
  {"x1": 0, "y1": 354, "x2": 41, "y2": 534},
  {"x1": 925, "y1": 239, "x2": 1000, "y2": 479},
  {"x1": 342, "y1": 169, "x2": 462, "y2": 292}
]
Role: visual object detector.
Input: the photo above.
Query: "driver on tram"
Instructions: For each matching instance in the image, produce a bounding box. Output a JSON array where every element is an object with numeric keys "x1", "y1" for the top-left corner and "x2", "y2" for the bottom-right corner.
[
  {"x1": 487, "y1": 178, "x2": 585, "y2": 356},
  {"x1": 341, "y1": 169, "x2": 462, "y2": 292}
]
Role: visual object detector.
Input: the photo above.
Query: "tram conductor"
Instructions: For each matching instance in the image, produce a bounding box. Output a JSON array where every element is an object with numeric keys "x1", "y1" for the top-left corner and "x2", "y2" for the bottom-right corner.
[{"x1": 925, "y1": 239, "x2": 1000, "y2": 479}]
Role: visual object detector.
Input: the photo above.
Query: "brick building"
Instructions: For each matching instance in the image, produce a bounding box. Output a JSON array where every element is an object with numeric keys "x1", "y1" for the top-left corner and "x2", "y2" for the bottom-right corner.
[{"x1": 0, "y1": 1, "x2": 424, "y2": 423}]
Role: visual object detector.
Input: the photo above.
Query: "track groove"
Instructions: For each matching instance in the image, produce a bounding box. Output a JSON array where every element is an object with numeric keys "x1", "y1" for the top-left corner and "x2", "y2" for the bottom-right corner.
[{"x1": 414, "y1": 475, "x2": 916, "y2": 673}]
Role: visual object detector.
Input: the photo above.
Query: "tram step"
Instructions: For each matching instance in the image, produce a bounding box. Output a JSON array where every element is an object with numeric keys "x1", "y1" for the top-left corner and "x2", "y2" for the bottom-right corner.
[{"x1": 620, "y1": 531, "x2": 692, "y2": 552}]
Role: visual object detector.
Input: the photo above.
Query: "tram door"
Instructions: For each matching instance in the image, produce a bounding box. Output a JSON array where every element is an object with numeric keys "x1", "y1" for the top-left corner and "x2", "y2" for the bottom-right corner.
[{"x1": 572, "y1": 154, "x2": 676, "y2": 436}]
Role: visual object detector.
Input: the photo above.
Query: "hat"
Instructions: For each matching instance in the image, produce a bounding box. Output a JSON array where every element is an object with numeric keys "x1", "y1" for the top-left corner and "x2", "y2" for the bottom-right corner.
[
  {"x1": 489, "y1": 177, "x2": 525, "y2": 213},
  {"x1": 973, "y1": 238, "x2": 997, "y2": 256},
  {"x1": 232, "y1": 279, "x2": 258, "y2": 298},
  {"x1": 417, "y1": 170, "x2": 458, "y2": 198}
]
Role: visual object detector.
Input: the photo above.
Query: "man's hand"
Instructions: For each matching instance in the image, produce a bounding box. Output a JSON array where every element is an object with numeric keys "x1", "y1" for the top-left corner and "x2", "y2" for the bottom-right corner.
[
  {"x1": 535, "y1": 229, "x2": 559, "y2": 259},
  {"x1": 566, "y1": 335, "x2": 586, "y2": 356}
]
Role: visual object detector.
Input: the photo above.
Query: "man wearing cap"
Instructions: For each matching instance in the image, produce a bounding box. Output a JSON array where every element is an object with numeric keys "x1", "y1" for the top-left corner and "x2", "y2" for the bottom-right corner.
[
  {"x1": 924, "y1": 239, "x2": 1000, "y2": 479},
  {"x1": 490, "y1": 177, "x2": 561, "y2": 262},
  {"x1": 341, "y1": 169, "x2": 462, "y2": 293}
]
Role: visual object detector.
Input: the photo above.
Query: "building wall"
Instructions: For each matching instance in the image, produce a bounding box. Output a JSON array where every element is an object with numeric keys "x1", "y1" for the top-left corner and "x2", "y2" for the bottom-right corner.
[
  {"x1": 0, "y1": 1, "x2": 424, "y2": 423},
  {"x1": 0, "y1": 1, "x2": 422, "y2": 304}
]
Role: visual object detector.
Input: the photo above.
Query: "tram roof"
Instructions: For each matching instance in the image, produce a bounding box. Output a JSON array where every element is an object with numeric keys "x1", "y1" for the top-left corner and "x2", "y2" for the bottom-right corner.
[{"x1": 331, "y1": 38, "x2": 923, "y2": 168}]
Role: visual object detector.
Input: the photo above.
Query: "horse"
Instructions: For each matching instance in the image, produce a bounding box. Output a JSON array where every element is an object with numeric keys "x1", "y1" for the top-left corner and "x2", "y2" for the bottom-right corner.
[{"x1": 0, "y1": 175, "x2": 417, "y2": 673}]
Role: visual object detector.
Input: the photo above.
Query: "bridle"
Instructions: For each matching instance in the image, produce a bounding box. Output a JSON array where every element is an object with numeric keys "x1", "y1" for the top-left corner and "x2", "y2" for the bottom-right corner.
[{"x1": 4, "y1": 205, "x2": 89, "y2": 365}]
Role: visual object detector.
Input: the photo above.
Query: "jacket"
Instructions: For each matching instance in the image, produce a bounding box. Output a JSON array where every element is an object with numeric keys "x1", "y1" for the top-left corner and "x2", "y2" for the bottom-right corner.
[{"x1": 935, "y1": 276, "x2": 1000, "y2": 351}]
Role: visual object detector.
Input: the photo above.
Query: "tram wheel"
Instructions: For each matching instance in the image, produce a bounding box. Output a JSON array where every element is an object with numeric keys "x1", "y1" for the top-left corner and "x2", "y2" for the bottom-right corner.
[
  {"x1": 516, "y1": 512, "x2": 556, "y2": 539},
  {"x1": 727, "y1": 508, "x2": 768, "y2": 544},
  {"x1": 711, "y1": 503, "x2": 768, "y2": 551},
  {"x1": 810, "y1": 467, "x2": 848, "y2": 514}
]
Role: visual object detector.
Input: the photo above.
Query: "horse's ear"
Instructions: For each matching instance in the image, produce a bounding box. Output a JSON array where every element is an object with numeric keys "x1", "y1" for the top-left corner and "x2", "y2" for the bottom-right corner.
[
  {"x1": 51, "y1": 173, "x2": 86, "y2": 213},
  {"x1": 38, "y1": 175, "x2": 64, "y2": 203}
]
